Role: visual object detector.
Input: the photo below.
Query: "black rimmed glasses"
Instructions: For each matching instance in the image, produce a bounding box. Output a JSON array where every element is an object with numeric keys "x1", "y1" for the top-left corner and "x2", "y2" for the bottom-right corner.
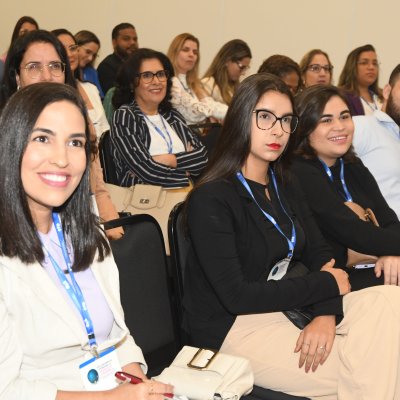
[
  {"x1": 235, "y1": 61, "x2": 250, "y2": 72},
  {"x1": 253, "y1": 109, "x2": 299, "y2": 134},
  {"x1": 307, "y1": 64, "x2": 333, "y2": 73},
  {"x1": 22, "y1": 61, "x2": 66, "y2": 79},
  {"x1": 137, "y1": 70, "x2": 169, "y2": 84}
]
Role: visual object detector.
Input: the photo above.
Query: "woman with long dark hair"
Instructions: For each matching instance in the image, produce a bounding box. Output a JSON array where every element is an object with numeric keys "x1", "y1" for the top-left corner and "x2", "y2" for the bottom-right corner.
[
  {"x1": 338, "y1": 44, "x2": 383, "y2": 115},
  {"x1": 0, "y1": 82, "x2": 172, "y2": 399},
  {"x1": 183, "y1": 73, "x2": 400, "y2": 398},
  {"x1": 291, "y1": 84, "x2": 400, "y2": 286}
]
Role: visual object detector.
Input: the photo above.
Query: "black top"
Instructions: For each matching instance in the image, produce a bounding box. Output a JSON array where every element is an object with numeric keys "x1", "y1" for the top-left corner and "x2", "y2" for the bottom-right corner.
[
  {"x1": 97, "y1": 53, "x2": 124, "y2": 95},
  {"x1": 183, "y1": 174, "x2": 341, "y2": 349},
  {"x1": 291, "y1": 157, "x2": 400, "y2": 268}
]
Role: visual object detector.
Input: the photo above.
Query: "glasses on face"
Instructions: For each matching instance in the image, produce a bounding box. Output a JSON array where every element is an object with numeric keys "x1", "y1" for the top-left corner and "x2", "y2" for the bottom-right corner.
[
  {"x1": 21, "y1": 61, "x2": 66, "y2": 79},
  {"x1": 307, "y1": 64, "x2": 333, "y2": 73},
  {"x1": 137, "y1": 70, "x2": 168, "y2": 84},
  {"x1": 235, "y1": 61, "x2": 250, "y2": 72},
  {"x1": 357, "y1": 60, "x2": 380, "y2": 68},
  {"x1": 80, "y1": 46, "x2": 99, "y2": 59},
  {"x1": 253, "y1": 109, "x2": 299, "y2": 134},
  {"x1": 67, "y1": 44, "x2": 79, "y2": 53}
]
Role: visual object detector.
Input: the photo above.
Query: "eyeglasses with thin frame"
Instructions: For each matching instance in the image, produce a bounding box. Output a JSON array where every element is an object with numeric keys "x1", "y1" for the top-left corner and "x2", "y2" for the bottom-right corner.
[
  {"x1": 357, "y1": 60, "x2": 380, "y2": 68},
  {"x1": 253, "y1": 109, "x2": 299, "y2": 134},
  {"x1": 21, "y1": 61, "x2": 66, "y2": 79},
  {"x1": 307, "y1": 64, "x2": 333, "y2": 73},
  {"x1": 235, "y1": 61, "x2": 250, "y2": 72},
  {"x1": 137, "y1": 70, "x2": 169, "y2": 84},
  {"x1": 67, "y1": 44, "x2": 79, "y2": 53}
]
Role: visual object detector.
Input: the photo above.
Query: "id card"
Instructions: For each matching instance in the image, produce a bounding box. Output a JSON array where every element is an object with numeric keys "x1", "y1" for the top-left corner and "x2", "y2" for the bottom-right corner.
[
  {"x1": 354, "y1": 263, "x2": 375, "y2": 269},
  {"x1": 267, "y1": 258, "x2": 290, "y2": 281},
  {"x1": 79, "y1": 346, "x2": 121, "y2": 390}
]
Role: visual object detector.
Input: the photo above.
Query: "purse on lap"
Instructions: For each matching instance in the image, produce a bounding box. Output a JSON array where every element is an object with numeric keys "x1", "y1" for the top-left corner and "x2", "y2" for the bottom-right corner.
[
  {"x1": 344, "y1": 201, "x2": 379, "y2": 267},
  {"x1": 154, "y1": 346, "x2": 254, "y2": 400}
]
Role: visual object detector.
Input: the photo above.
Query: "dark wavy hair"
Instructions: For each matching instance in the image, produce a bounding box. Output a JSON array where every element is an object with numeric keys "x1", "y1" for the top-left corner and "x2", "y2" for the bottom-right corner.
[
  {"x1": 338, "y1": 44, "x2": 382, "y2": 98},
  {"x1": 258, "y1": 54, "x2": 302, "y2": 93},
  {"x1": 292, "y1": 85, "x2": 358, "y2": 163},
  {"x1": 0, "y1": 82, "x2": 110, "y2": 269},
  {"x1": 194, "y1": 73, "x2": 295, "y2": 189},
  {"x1": 112, "y1": 48, "x2": 174, "y2": 111},
  {"x1": 0, "y1": 30, "x2": 75, "y2": 109}
]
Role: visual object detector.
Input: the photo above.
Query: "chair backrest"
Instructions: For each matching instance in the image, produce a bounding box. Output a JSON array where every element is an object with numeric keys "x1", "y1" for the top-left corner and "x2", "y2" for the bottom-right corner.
[
  {"x1": 167, "y1": 202, "x2": 188, "y2": 324},
  {"x1": 105, "y1": 214, "x2": 180, "y2": 376},
  {"x1": 103, "y1": 86, "x2": 116, "y2": 124},
  {"x1": 98, "y1": 130, "x2": 119, "y2": 185}
]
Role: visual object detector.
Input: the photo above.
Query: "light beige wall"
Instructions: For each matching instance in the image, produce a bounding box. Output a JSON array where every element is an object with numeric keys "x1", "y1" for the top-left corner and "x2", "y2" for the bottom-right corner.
[{"x1": 1, "y1": 0, "x2": 398, "y2": 84}]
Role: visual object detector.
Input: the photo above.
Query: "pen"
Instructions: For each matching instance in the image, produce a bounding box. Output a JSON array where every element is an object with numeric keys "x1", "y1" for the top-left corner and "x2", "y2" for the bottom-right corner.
[{"x1": 115, "y1": 371, "x2": 174, "y2": 398}]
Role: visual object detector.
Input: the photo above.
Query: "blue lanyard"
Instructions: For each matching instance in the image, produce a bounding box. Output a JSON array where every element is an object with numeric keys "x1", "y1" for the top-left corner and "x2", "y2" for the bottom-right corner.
[
  {"x1": 42, "y1": 213, "x2": 98, "y2": 356},
  {"x1": 143, "y1": 113, "x2": 173, "y2": 154},
  {"x1": 319, "y1": 158, "x2": 353, "y2": 202},
  {"x1": 178, "y1": 77, "x2": 194, "y2": 97},
  {"x1": 236, "y1": 170, "x2": 296, "y2": 258}
]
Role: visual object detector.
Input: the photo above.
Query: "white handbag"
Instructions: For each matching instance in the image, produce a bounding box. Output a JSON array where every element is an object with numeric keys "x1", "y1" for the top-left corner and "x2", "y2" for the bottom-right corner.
[{"x1": 155, "y1": 346, "x2": 254, "y2": 400}]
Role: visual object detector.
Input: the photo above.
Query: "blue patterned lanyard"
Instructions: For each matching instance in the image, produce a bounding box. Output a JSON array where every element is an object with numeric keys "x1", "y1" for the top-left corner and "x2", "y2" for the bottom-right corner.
[
  {"x1": 143, "y1": 113, "x2": 173, "y2": 153},
  {"x1": 42, "y1": 212, "x2": 98, "y2": 357},
  {"x1": 319, "y1": 158, "x2": 353, "y2": 202},
  {"x1": 236, "y1": 169, "x2": 296, "y2": 258}
]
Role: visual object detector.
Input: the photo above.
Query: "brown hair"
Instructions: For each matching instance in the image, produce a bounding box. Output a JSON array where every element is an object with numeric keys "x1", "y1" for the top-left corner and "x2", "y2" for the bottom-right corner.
[
  {"x1": 338, "y1": 44, "x2": 382, "y2": 99},
  {"x1": 167, "y1": 33, "x2": 203, "y2": 99},
  {"x1": 202, "y1": 39, "x2": 252, "y2": 105},
  {"x1": 299, "y1": 49, "x2": 333, "y2": 85}
]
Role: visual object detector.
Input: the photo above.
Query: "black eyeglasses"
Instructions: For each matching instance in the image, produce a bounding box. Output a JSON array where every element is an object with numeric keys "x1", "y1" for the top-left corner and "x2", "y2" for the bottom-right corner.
[
  {"x1": 253, "y1": 109, "x2": 299, "y2": 134},
  {"x1": 137, "y1": 70, "x2": 168, "y2": 84},
  {"x1": 307, "y1": 64, "x2": 333, "y2": 73}
]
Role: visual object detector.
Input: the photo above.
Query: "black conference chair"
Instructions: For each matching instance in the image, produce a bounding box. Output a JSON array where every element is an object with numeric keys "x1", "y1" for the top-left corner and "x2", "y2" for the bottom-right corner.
[
  {"x1": 98, "y1": 130, "x2": 119, "y2": 185},
  {"x1": 104, "y1": 214, "x2": 181, "y2": 376},
  {"x1": 168, "y1": 203, "x2": 310, "y2": 400}
]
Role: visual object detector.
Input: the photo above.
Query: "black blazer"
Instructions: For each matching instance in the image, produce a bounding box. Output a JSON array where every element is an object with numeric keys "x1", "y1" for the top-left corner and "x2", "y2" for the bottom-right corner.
[
  {"x1": 183, "y1": 174, "x2": 341, "y2": 349},
  {"x1": 291, "y1": 157, "x2": 400, "y2": 268}
]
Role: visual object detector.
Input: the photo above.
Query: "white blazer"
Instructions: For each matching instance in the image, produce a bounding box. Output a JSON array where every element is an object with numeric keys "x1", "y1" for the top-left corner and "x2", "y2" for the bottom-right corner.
[{"x1": 0, "y1": 253, "x2": 146, "y2": 400}]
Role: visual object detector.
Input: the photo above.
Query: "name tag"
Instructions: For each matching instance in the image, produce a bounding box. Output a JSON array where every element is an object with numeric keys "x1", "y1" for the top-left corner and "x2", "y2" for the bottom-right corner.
[
  {"x1": 79, "y1": 346, "x2": 121, "y2": 390},
  {"x1": 267, "y1": 258, "x2": 290, "y2": 281}
]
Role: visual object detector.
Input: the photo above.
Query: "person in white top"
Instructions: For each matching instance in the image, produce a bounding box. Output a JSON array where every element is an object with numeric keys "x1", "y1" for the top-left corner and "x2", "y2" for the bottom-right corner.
[
  {"x1": 0, "y1": 82, "x2": 173, "y2": 400},
  {"x1": 167, "y1": 33, "x2": 227, "y2": 125},
  {"x1": 353, "y1": 64, "x2": 400, "y2": 218}
]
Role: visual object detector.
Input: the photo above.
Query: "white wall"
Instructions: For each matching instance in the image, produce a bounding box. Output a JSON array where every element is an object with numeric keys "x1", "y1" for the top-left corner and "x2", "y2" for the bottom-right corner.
[{"x1": 1, "y1": 0, "x2": 398, "y2": 84}]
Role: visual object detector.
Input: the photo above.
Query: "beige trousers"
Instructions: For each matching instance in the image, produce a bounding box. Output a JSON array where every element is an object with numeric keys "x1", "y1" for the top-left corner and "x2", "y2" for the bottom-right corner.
[{"x1": 221, "y1": 286, "x2": 400, "y2": 400}]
